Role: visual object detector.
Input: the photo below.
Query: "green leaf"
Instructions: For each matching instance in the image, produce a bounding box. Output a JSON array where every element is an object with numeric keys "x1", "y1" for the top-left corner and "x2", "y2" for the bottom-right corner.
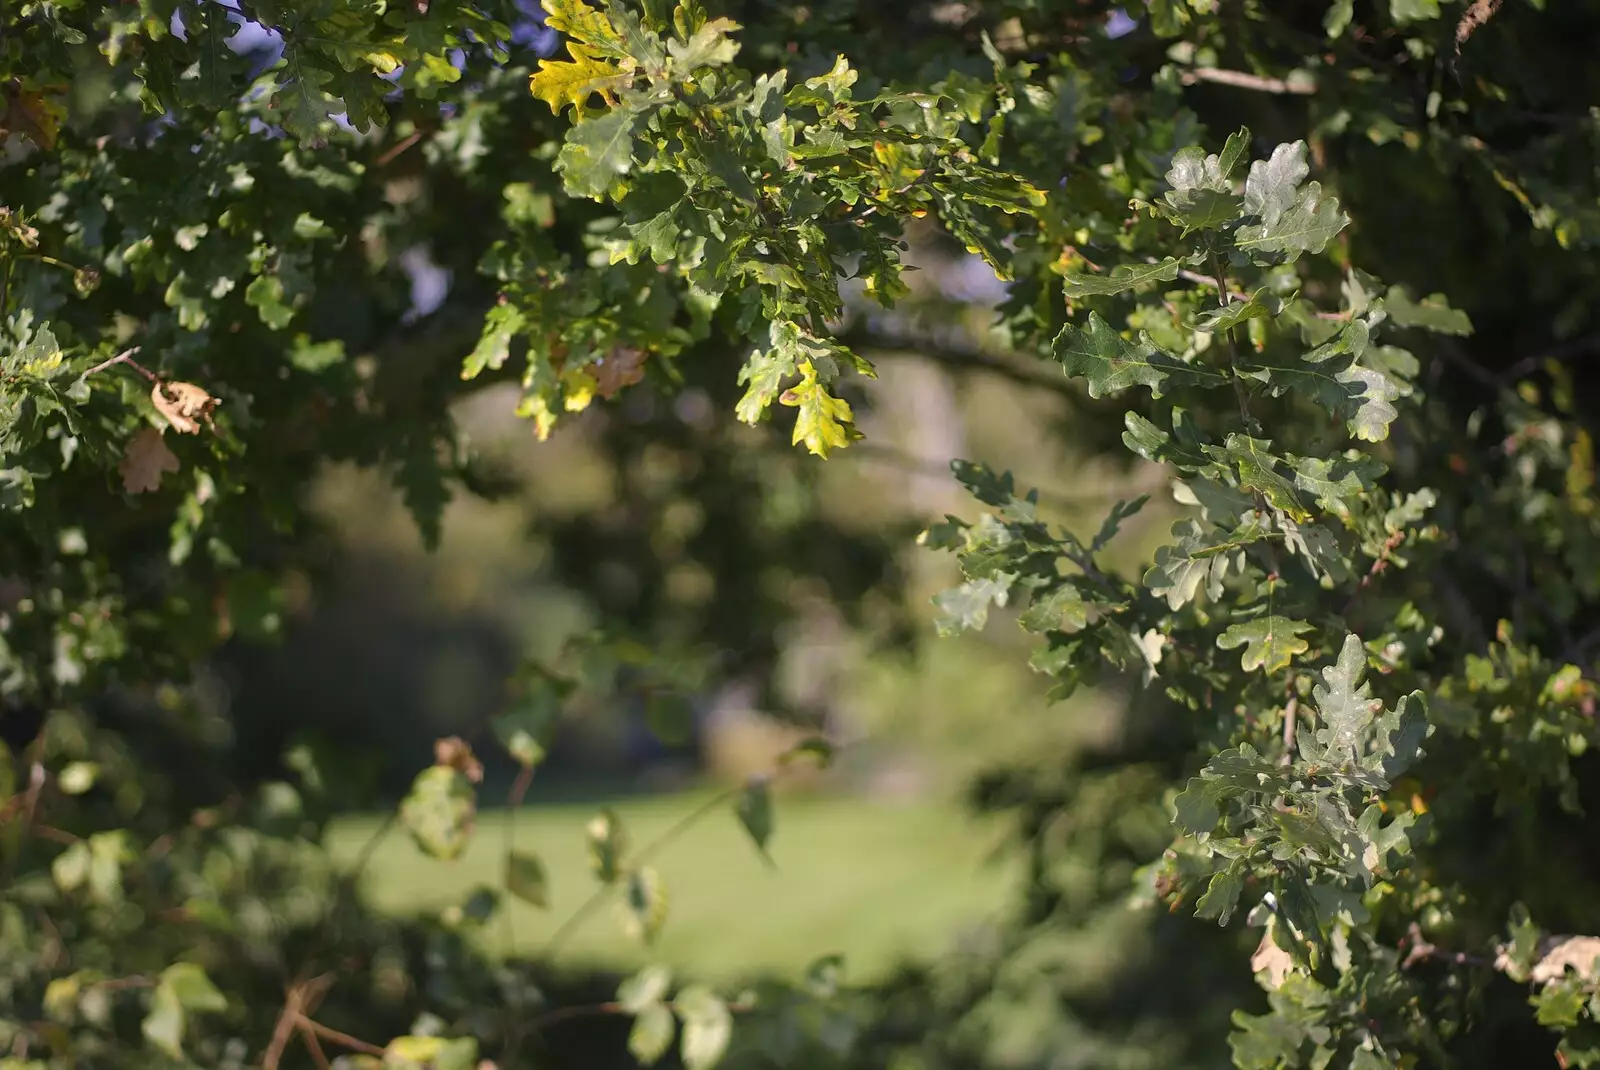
[
  {"x1": 933, "y1": 577, "x2": 1011, "y2": 635},
  {"x1": 780, "y1": 736, "x2": 836, "y2": 768},
  {"x1": 622, "y1": 865, "x2": 668, "y2": 942},
  {"x1": 141, "y1": 983, "x2": 186, "y2": 1059},
  {"x1": 1390, "y1": 0, "x2": 1441, "y2": 23},
  {"x1": 556, "y1": 106, "x2": 639, "y2": 199},
  {"x1": 399, "y1": 766, "x2": 476, "y2": 861},
  {"x1": 1217, "y1": 617, "x2": 1313, "y2": 674},
  {"x1": 1195, "y1": 864, "x2": 1245, "y2": 925},
  {"x1": 668, "y1": 17, "x2": 741, "y2": 68},
  {"x1": 463, "y1": 303, "x2": 525, "y2": 379},
  {"x1": 160, "y1": 963, "x2": 226, "y2": 1012},
  {"x1": 1384, "y1": 287, "x2": 1473, "y2": 335},
  {"x1": 587, "y1": 807, "x2": 627, "y2": 882},
  {"x1": 1053, "y1": 312, "x2": 1226, "y2": 398},
  {"x1": 57, "y1": 761, "x2": 97, "y2": 795},
  {"x1": 618, "y1": 964, "x2": 674, "y2": 1012},
  {"x1": 505, "y1": 849, "x2": 550, "y2": 907},
  {"x1": 735, "y1": 775, "x2": 774, "y2": 859},
  {"x1": 1196, "y1": 289, "x2": 1279, "y2": 334},
  {"x1": 142, "y1": 963, "x2": 227, "y2": 1059},
  {"x1": 1174, "y1": 777, "x2": 1223, "y2": 835},
  {"x1": 676, "y1": 985, "x2": 733, "y2": 1070},
  {"x1": 1242, "y1": 142, "x2": 1309, "y2": 226},
  {"x1": 1204, "y1": 434, "x2": 1310, "y2": 521},
  {"x1": 630, "y1": 1003, "x2": 677, "y2": 1065},
  {"x1": 1018, "y1": 584, "x2": 1090, "y2": 633},
  {"x1": 1236, "y1": 182, "x2": 1348, "y2": 263},
  {"x1": 1311, "y1": 633, "x2": 1377, "y2": 765},
  {"x1": 1091, "y1": 495, "x2": 1150, "y2": 553},
  {"x1": 1063, "y1": 258, "x2": 1180, "y2": 298},
  {"x1": 1146, "y1": 518, "x2": 1231, "y2": 610}
]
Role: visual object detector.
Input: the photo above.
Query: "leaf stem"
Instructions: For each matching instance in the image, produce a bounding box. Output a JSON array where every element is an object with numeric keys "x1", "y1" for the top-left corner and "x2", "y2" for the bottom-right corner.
[
  {"x1": 537, "y1": 784, "x2": 742, "y2": 960},
  {"x1": 1207, "y1": 252, "x2": 1261, "y2": 436}
]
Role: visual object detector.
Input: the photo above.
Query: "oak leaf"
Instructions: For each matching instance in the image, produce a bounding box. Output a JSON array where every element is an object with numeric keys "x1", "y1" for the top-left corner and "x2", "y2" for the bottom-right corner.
[
  {"x1": 152, "y1": 381, "x2": 218, "y2": 434},
  {"x1": 119, "y1": 427, "x2": 180, "y2": 494},
  {"x1": 593, "y1": 347, "x2": 647, "y2": 398}
]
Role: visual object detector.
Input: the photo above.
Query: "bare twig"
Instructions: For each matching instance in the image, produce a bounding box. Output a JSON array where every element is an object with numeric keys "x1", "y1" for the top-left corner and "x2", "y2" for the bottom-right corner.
[
  {"x1": 297, "y1": 1016, "x2": 386, "y2": 1058},
  {"x1": 539, "y1": 785, "x2": 742, "y2": 959},
  {"x1": 374, "y1": 129, "x2": 425, "y2": 167},
  {"x1": 1279, "y1": 696, "x2": 1299, "y2": 767},
  {"x1": 82, "y1": 346, "x2": 158, "y2": 383},
  {"x1": 1180, "y1": 67, "x2": 1315, "y2": 95},
  {"x1": 1401, "y1": 922, "x2": 1494, "y2": 970}
]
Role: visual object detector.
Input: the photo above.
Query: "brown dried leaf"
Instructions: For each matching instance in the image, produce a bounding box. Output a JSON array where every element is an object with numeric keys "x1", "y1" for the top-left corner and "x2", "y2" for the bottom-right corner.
[
  {"x1": 433, "y1": 736, "x2": 484, "y2": 783},
  {"x1": 1, "y1": 85, "x2": 63, "y2": 151},
  {"x1": 1529, "y1": 935, "x2": 1600, "y2": 985},
  {"x1": 152, "y1": 381, "x2": 219, "y2": 434},
  {"x1": 593, "y1": 347, "x2": 647, "y2": 400},
  {"x1": 1250, "y1": 928, "x2": 1294, "y2": 989},
  {"x1": 119, "y1": 427, "x2": 180, "y2": 494}
]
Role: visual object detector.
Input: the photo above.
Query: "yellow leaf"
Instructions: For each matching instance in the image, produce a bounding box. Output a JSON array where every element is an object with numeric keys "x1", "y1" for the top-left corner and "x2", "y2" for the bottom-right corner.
[
  {"x1": 780, "y1": 378, "x2": 857, "y2": 458},
  {"x1": 529, "y1": 45, "x2": 632, "y2": 114},
  {"x1": 542, "y1": 0, "x2": 622, "y2": 47}
]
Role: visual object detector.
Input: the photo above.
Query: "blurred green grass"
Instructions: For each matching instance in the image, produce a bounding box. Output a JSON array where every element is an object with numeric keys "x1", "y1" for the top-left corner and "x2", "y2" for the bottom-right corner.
[{"x1": 328, "y1": 789, "x2": 1020, "y2": 983}]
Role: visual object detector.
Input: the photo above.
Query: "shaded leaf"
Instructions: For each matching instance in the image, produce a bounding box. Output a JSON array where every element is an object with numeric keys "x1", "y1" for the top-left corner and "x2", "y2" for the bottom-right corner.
[
  {"x1": 1063, "y1": 258, "x2": 1180, "y2": 298},
  {"x1": 505, "y1": 849, "x2": 550, "y2": 907},
  {"x1": 1053, "y1": 312, "x2": 1226, "y2": 398},
  {"x1": 119, "y1": 427, "x2": 180, "y2": 494},
  {"x1": 735, "y1": 775, "x2": 774, "y2": 859}
]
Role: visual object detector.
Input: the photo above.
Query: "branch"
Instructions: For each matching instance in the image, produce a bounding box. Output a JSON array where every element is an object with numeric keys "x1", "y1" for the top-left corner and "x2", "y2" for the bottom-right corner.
[
  {"x1": 841, "y1": 328, "x2": 1081, "y2": 400},
  {"x1": 1401, "y1": 922, "x2": 1495, "y2": 970},
  {"x1": 1180, "y1": 67, "x2": 1316, "y2": 95},
  {"x1": 81, "y1": 346, "x2": 158, "y2": 383}
]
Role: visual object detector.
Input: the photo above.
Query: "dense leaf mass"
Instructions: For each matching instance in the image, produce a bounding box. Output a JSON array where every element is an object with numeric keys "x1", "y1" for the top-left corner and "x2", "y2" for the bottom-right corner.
[{"x1": 6, "y1": 0, "x2": 1600, "y2": 1069}]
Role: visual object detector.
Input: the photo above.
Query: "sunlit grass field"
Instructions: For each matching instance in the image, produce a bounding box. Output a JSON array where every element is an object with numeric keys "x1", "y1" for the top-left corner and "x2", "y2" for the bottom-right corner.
[{"x1": 327, "y1": 789, "x2": 1021, "y2": 983}]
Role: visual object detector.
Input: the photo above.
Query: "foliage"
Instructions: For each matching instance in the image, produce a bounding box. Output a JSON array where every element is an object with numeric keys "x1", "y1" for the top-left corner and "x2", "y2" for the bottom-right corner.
[{"x1": 6, "y1": 0, "x2": 1600, "y2": 1069}]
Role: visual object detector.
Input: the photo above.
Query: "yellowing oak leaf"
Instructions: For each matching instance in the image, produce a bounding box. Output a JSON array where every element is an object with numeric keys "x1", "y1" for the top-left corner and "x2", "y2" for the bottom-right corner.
[
  {"x1": 119, "y1": 427, "x2": 180, "y2": 494},
  {"x1": 529, "y1": 45, "x2": 633, "y2": 114},
  {"x1": 152, "y1": 381, "x2": 218, "y2": 434},
  {"x1": 542, "y1": 0, "x2": 621, "y2": 43}
]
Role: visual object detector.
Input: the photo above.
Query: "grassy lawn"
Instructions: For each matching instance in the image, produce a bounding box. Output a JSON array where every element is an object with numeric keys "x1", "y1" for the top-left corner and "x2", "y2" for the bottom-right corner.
[{"x1": 327, "y1": 789, "x2": 1021, "y2": 983}]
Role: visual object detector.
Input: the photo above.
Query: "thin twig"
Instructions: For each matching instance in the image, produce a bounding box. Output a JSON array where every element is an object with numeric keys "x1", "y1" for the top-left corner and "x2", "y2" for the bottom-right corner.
[
  {"x1": 82, "y1": 347, "x2": 158, "y2": 383},
  {"x1": 1180, "y1": 67, "x2": 1315, "y2": 95},
  {"x1": 374, "y1": 129, "x2": 424, "y2": 167},
  {"x1": 297, "y1": 1016, "x2": 386, "y2": 1058},
  {"x1": 499, "y1": 763, "x2": 536, "y2": 1066},
  {"x1": 1401, "y1": 922, "x2": 1495, "y2": 970},
  {"x1": 539, "y1": 786, "x2": 742, "y2": 959},
  {"x1": 1208, "y1": 253, "x2": 1260, "y2": 435},
  {"x1": 1174, "y1": 266, "x2": 1251, "y2": 303},
  {"x1": 1279, "y1": 696, "x2": 1299, "y2": 767}
]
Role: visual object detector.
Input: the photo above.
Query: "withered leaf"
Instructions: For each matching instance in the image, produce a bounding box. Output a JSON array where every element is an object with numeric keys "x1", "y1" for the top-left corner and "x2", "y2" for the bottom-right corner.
[
  {"x1": 1529, "y1": 935, "x2": 1600, "y2": 985},
  {"x1": 152, "y1": 381, "x2": 219, "y2": 434},
  {"x1": 593, "y1": 347, "x2": 648, "y2": 400},
  {"x1": 119, "y1": 427, "x2": 180, "y2": 494},
  {"x1": 433, "y1": 735, "x2": 484, "y2": 783},
  {"x1": 1250, "y1": 928, "x2": 1294, "y2": 989}
]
